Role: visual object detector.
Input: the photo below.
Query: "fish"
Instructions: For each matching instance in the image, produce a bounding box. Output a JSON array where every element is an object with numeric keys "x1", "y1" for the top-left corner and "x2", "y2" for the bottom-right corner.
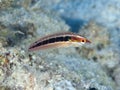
[{"x1": 28, "y1": 32, "x2": 91, "y2": 51}]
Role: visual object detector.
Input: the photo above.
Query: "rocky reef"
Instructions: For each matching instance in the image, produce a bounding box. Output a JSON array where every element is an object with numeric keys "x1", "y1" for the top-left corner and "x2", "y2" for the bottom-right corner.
[{"x1": 0, "y1": 0, "x2": 120, "y2": 90}]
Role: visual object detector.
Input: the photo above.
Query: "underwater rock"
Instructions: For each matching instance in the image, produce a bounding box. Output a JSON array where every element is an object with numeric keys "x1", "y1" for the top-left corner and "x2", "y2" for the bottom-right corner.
[
  {"x1": 0, "y1": 21, "x2": 36, "y2": 46},
  {"x1": 113, "y1": 66, "x2": 120, "y2": 90},
  {"x1": 54, "y1": 80, "x2": 76, "y2": 90},
  {"x1": 0, "y1": 41, "x2": 116, "y2": 90},
  {"x1": 0, "y1": 2, "x2": 69, "y2": 46},
  {"x1": 0, "y1": 0, "x2": 14, "y2": 10},
  {"x1": 0, "y1": 0, "x2": 119, "y2": 90},
  {"x1": 50, "y1": 0, "x2": 120, "y2": 28},
  {"x1": 78, "y1": 22, "x2": 119, "y2": 69},
  {"x1": 78, "y1": 21, "x2": 120, "y2": 90}
]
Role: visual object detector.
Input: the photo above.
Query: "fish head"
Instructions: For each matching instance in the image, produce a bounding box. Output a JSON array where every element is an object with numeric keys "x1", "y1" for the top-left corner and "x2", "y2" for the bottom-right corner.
[{"x1": 70, "y1": 36, "x2": 91, "y2": 44}]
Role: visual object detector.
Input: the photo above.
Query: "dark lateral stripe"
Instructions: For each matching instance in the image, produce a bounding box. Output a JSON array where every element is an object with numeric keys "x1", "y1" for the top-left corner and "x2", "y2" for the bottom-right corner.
[
  {"x1": 49, "y1": 38, "x2": 56, "y2": 43},
  {"x1": 56, "y1": 37, "x2": 64, "y2": 42},
  {"x1": 31, "y1": 36, "x2": 71, "y2": 49},
  {"x1": 64, "y1": 36, "x2": 71, "y2": 41},
  {"x1": 42, "y1": 40, "x2": 48, "y2": 45}
]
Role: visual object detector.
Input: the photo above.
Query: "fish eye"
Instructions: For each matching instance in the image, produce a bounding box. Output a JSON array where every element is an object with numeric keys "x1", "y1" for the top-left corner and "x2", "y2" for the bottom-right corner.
[
  {"x1": 81, "y1": 39, "x2": 86, "y2": 42},
  {"x1": 81, "y1": 39, "x2": 85, "y2": 42}
]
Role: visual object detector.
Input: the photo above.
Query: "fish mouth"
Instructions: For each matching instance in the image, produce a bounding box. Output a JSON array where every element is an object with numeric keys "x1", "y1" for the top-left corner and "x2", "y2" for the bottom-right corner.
[{"x1": 86, "y1": 39, "x2": 91, "y2": 43}]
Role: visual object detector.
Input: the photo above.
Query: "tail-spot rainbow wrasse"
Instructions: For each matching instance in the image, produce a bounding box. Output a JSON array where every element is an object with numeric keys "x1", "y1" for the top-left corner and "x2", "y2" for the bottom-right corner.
[{"x1": 28, "y1": 32, "x2": 91, "y2": 51}]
